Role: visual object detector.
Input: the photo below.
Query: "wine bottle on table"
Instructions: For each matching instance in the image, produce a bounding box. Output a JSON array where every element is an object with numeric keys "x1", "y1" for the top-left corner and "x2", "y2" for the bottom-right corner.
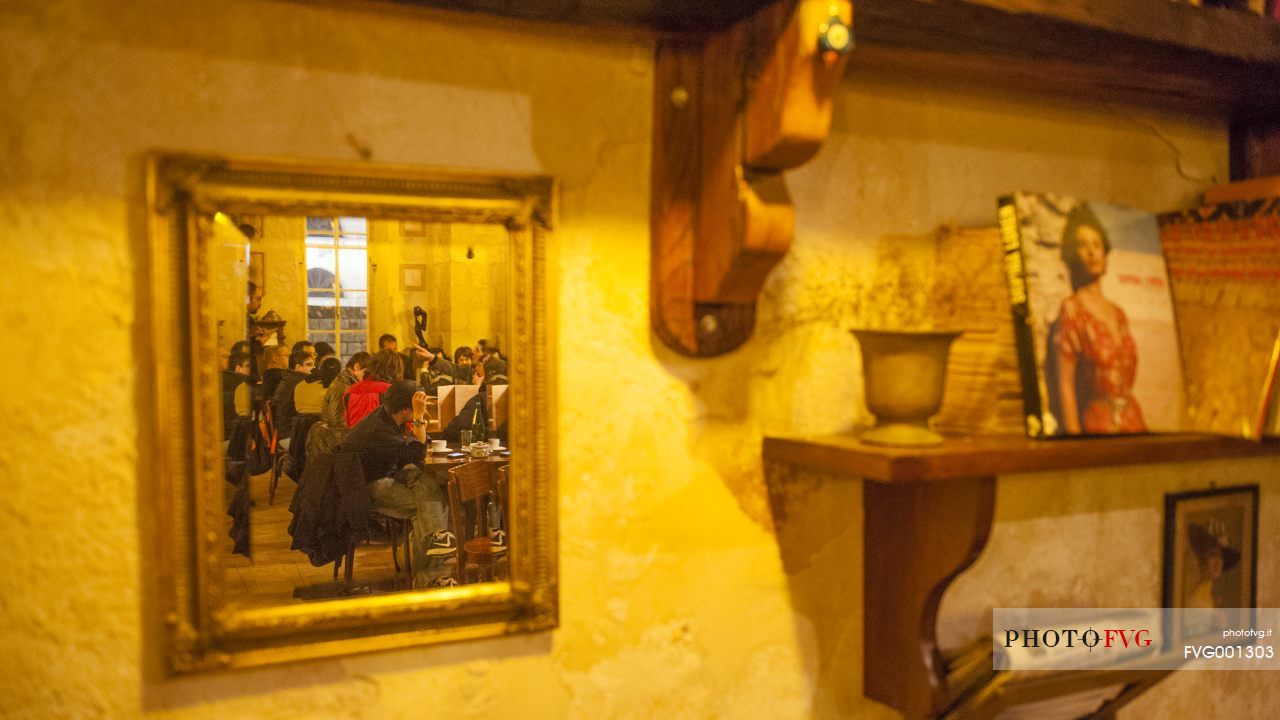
[{"x1": 469, "y1": 397, "x2": 488, "y2": 452}]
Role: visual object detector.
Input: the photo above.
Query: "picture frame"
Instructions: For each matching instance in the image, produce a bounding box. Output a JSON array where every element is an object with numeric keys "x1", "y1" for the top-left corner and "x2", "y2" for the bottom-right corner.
[
  {"x1": 146, "y1": 153, "x2": 558, "y2": 672},
  {"x1": 401, "y1": 263, "x2": 426, "y2": 291},
  {"x1": 1162, "y1": 484, "x2": 1259, "y2": 646},
  {"x1": 249, "y1": 251, "x2": 265, "y2": 290}
]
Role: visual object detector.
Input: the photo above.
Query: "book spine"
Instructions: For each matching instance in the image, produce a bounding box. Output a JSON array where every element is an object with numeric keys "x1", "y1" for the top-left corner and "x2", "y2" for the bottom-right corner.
[
  {"x1": 1256, "y1": 330, "x2": 1280, "y2": 438},
  {"x1": 998, "y1": 195, "x2": 1045, "y2": 438}
]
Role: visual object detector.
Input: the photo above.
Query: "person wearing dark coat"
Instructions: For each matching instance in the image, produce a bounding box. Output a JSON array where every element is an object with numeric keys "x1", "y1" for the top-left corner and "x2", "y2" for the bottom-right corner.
[
  {"x1": 260, "y1": 343, "x2": 291, "y2": 401},
  {"x1": 441, "y1": 371, "x2": 509, "y2": 447},
  {"x1": 221, "y1": 351, "x2": 251, "y2": 439},
  {"x1": 341, "y1": 380, "x2": 430, "y2": 490},
  {"x1": 340, "y1": 380, "x2": 456, "y2": 576},
  {"x1": 287, "y1": 450, "x2": 370, "y2": 568},
  {"x1": 271, "y1": 350, "x2": 315, "y2": 441}
]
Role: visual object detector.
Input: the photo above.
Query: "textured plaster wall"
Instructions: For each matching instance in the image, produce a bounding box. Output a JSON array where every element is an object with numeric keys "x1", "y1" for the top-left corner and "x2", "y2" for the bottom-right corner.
[
  {"x1": 254, "y1": 216, "x2": 307, "y2": 346},
  {"x1": 368, "y1": 218, "x2": 408, "y2": 348},
  {"x1": 421, "y1": 223, "x2": 454, "y2": 348},
  {"x1": 365, "y1": 221, "x2": 509, "y2": 354},
  {"x1": 447, "y1": 223, "x2": 510, "y2": 354},
  {"x1": 0, "y1": 1, "x2": 1274, "y2": 718},
  {"x1": 212, "y1": 215, "x2": 250, "y2": 354}
]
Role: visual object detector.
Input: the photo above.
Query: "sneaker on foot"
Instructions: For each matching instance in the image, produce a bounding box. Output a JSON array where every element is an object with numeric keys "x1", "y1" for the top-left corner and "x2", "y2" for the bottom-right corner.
[
  {"x1": 429, "y1": 575, "x2": 459, "y2": 587},
  {"x1": 425, "y1": 530, "x2": 457, "y2": 556}
]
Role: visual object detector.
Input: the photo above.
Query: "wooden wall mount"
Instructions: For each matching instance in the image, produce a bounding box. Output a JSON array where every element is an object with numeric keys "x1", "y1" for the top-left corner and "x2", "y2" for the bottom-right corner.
[
  {"x1": 651, "y1": 0, "x2": 852, "y2": 356},
  {"x1": 863, "y1": 476, "x2": 996, "y2": 718}
]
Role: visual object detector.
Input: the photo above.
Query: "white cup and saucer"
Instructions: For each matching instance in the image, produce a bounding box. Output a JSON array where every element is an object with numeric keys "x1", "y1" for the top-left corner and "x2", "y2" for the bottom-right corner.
[
  {"x1": 430, "y1": 439, "x2": 449, "y2": 453},
  {"x1": 487, "y1": 438, "x2": 504, "y2": 451}
]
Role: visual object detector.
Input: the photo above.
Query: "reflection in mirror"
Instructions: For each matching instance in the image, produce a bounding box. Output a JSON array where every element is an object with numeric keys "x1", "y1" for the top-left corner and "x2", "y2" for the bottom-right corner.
[
  {"x1": 217, "y1": 214, "x2": 513, "y2": 608},
  {"x1": 148, "y1": 154, "x2": 555, "y2": 672}
]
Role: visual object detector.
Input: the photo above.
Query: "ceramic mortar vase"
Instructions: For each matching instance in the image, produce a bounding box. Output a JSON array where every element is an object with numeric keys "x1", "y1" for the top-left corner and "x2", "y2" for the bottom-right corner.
[{"x1": 852, "y1": 329, "x2": 962, "y2": 447}]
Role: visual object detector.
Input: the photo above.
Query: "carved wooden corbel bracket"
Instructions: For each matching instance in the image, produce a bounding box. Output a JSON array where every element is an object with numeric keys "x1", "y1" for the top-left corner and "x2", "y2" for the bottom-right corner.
[{"x1": 651, "y1": 0, "x2": 853, "y2": 356}]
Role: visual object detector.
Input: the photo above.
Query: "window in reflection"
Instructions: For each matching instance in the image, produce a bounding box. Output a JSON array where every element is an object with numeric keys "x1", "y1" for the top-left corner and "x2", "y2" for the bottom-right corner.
[{"x1": 305, "y1": 215, "x2": 369, "y2": 358}]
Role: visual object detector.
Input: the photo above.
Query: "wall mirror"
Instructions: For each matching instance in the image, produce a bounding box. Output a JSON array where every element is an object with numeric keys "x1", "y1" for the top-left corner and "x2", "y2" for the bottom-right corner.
[{"x1": 146, "y1": 153, "x2": 556, "y2": 672}]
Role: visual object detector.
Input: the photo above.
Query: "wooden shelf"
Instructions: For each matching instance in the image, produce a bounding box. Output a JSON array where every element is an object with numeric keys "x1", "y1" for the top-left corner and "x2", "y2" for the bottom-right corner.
[
  {"x1": 396, "y1": 0, "x2": 1280, "y2": 117},
  {"x1": 762, "y1": 432, "x2": 1280, "y2": 483},
  {"x1": 850, "y1": 0, "x2": 1280, "y2": 119},
  {"x1": 764, "y1": 432, "x2": 1280, "y2": 719}
]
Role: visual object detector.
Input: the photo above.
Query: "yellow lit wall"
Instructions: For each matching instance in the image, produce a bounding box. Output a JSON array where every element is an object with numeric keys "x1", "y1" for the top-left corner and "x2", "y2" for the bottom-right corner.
[
  {"x1": 0, "y1": 1, "x2": 1275, "y2": 718},
  {"x1": 366, "y1": 220, "x2": 508, "y2": 357},
  {"x1": 252, "y1": 216, "x2": 306, "y2": 346},
  {"x1": 368, "y1": 217, "x2": 407, "y2": 350},
  {"x1": 212, "y1": 215, "x2": 249, "y2": 355},
  {"x1": 448, "y1": 223, "x2": 510, "y2": 354},
  {"x1": 420, "y1": 222, "x2": 454, "y2": 349}
]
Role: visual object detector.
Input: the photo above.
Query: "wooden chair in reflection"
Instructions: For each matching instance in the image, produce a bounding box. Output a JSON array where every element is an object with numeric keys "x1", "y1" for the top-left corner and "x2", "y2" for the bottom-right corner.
[
  {"x1": 494, "y1": 464, "x2": 509, "y2": 554},
  {"x1": 446, "y1": 460, "x2": 507, "y2": 584},
  {"x1": 333, "y1": 507, "x2": 415, "y2": 592},
  {"x1": 289, "y1": 449, "x2": 416, "y2": 593},
  {"x1": 266, "y1": 415, "x2": 289, "y2": 505},
  {"x1": 270, "y1": 413, "x2": 320, "y2": 505}
]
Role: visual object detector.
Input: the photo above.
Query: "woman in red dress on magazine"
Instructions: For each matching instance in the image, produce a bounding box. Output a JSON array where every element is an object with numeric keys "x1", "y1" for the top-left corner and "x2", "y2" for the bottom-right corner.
[{"x1": 1053, "y1": 204, "x2": 1146, "y2": 434}]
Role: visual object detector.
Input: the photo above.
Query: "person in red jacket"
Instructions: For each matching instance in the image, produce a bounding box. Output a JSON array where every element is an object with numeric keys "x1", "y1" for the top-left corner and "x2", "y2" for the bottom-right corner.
[{"x1": 343, "y1": 349, "x2": 404, "y2": 426}]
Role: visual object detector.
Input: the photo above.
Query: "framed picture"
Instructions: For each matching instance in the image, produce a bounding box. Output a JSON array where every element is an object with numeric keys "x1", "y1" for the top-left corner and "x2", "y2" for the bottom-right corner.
[
  {"x1": 400, "y1": 263, "x2": 425, "y2": 291},
  {"x1": 249, "y1": 251, "x2": 265, "y2": 290},
  {"x1": 1162, "y1": 485, "x2": 1258, "y2": 645}
]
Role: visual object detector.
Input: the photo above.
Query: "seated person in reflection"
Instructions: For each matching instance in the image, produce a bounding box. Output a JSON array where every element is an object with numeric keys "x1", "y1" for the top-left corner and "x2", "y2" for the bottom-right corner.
[
  {"x1": 450, "y1": 345, "x2": 471, "y2": 368},
  {"x1": 313, "y1": 341, "x2": 336, "y2": 366},
  {"x1": 378, "y1": 333, "x2": 430, "y2": 380},
  {"x1": 1052, "y1": 204, "x2": 1145, "y2": 435},
  {"x1": 417, "y1": 346, "x2": 472, "y2": 391},
  {"x1": 295, "y1": 357, "x2": 339, "y2": 417},
  {"x1": 341, "y1": 379, "x2": 454, "y2": 579},
  {"x1": 270, "y1": 350, "x2": 315, "y2": 441},
  {"x1": 229, "y1": 340, "x2": 257, "y2": 407},
  {"x1": 219, "y1": 341, "x2": 248, "y2": 392},
  {"x1": 443, "y1": 356, "x2": 510, "y2": 446},
  {"x1": 260, "y1": 344, "x2": 292, "y2": 400},
  {"x1": 344, "y1": 348, "x2": 403, "y2": 426},
  {"x1": 221, "y1": 351, "x2": 252, "y2": 439},
  {"x1": 321, "y1": 351, "x2": 370, "y2": 429},
  {"x1": 291, "y1": 340, "x2": 316, "y2": 368},
  {"x1": 478, "y1": 355, "x2": 507, "y2": 385}
]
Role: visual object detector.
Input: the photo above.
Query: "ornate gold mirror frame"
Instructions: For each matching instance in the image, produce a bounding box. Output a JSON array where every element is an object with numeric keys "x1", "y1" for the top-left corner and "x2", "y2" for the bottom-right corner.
[{"x1": 145, "y1": 153, "x2": 557, "y2": 672}]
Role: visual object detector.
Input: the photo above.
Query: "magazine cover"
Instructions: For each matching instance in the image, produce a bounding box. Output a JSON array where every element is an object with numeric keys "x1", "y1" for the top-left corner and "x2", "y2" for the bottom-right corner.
[
  {"x1": 999, "y1": 193, "x2": 1184, "y2": 437},
  {"x1": 1158, "y1": 198, "x2": 1280, "y2": 438}
]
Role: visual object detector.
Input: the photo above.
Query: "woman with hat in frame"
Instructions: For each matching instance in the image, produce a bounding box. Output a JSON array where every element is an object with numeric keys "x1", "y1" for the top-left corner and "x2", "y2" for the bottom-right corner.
[{"x1": 1185, "y1": 519, "x2": 1241, "y2": 611}]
